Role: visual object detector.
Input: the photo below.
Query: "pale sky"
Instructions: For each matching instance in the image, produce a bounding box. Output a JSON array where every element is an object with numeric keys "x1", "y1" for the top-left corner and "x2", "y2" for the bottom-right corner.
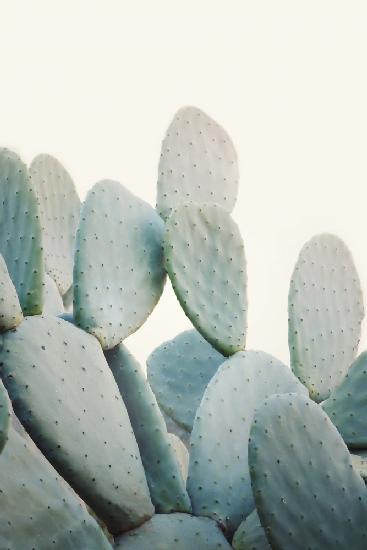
[{"x1": 2, "y1": 1, "x2": 367, "y2": 367}]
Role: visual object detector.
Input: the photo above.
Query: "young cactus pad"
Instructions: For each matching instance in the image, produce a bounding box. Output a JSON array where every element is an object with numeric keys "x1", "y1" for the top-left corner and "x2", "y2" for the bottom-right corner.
[
  {"x1": 288, "y1": 233, "x2": 364, "y2": 402},
  {"x1": 114, "y1": 513, "x2": 232, "y2": 550},
  {"x1": 187, "y1": 350, "x2": 307, "y2": 535},
  {"x1": 0, "y1": 253, "x2": 23, "y2": 332},
  {"x1": 164, "y1": 203, "x2": 247, "y2": 356},
  {"x1": 232, "y1": 510, "x2": 270, "y2": 550},
  {"x1": 0, "y1": 149, "x2": 43, "y2": 315},
  {"x1": 29, "y1": 154, "x2": 81, "y2": 296},
  {"x1": 105, "y1": 343, "x2": 191, "y2": 514},
  {"x1": 156, "y1": 106, "x2": 239, "y2": 222},
  {"x1": 74, "y1": 180, "x2": 166, "y2": 349},
  {"x1": 322, "y1": 351, "x2": 367, "y2": 448},
  {"x1": 147, "y1": 329, "x2": 224, "y2": 432},
  {"x1": 248, "y1": 393, "x2": 367, "y2": 550},
  {"x1": 0, "y1": 315, "x2": 154, "y2": 534},
  {"x1": 0, "y1": 414, "x2": 112, "y2": 550}
]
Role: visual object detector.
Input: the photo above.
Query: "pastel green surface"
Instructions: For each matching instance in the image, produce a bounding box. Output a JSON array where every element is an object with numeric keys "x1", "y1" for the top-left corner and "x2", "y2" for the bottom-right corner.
[
  {"x1": 232, "y1": 510, "x2": 270, "y2": 550},
  {"x1": 0, "y1": 379, "x2": 10, "y2": 453},
  {"x1": 249, "y1": 393, "x2": 367, "y2": 550},
  {"x1": 0, "y1": 415, "x2": 112, "y2": 550},
  {"x1": 288, "y1": 233, "x2": 364, "y2": 402},
  {"x1": 0, "y1": 252, "x2": 23, "y2": 331},
  {"x1": 30, "y1": 154, "x2": 81, "y2": 295},
  {"x1": 161, "y1": 408, "x2": 190, "y2": 448},
  {"x1": 156, "y1": 106, "x2": 239, "y2": 221},
  {"x1": 0, "y1": 148, "x2": 43, "y2": 315},
  {"x1": 105, "y1": 344, "x2": 191, "y2": 513},
  {"x1": 187, "y1": 350, "x2": 307, "y2": 536},
  {"x1": 164, "y1": 203, "x2": 247, "y2": 356},
  {"x1": 351, "y1": 450, "x2": 367, "y2": 482},
  {"x1": 42, "y1": 272, "x2": 65, "y2": 316},
  {"x1": 168, "y1": 433, "x2": 189, "y2": 483},
  {"x1": 74, "y1": 180, "x2": 166, "y2": 349},
  {"x1": 114, "y1": 513, "x2": 232, "y2": 550},
  {"x1": 0, "y1": 315, "x2": 153, "y2": 534},
  {"x1": 147, "y1": 329, "x2": 224, "y2": 432}
]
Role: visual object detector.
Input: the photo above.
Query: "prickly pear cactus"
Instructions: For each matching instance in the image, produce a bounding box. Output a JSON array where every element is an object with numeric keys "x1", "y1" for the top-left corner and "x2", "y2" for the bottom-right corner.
[
  {"x1": 0, "y1": 380, "x2": 10, "y2": 453},
  {"x1": 0, "y1": 253, "x2": 23, "y2": 332},
  {"x1": 232, "y1": 510, "x2": 270, "y2": 550}
]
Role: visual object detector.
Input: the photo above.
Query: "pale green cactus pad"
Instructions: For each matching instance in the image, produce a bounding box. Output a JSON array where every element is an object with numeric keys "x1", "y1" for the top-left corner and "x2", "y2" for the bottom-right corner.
[
  {"x1": 232, "y1": 510, "x2": 270, "y2": 550},
  {"x1": 162, "y1": 408, "x2": 190, "y2": 448},
  {"x1": 105, "y1": 344, "x2": 191, "y2": 513},
  {"x1": 114, "y1": 513, "x2": 232, "y2": 549},
  {"x1": 351, "y1": 450, "x2": 367, "y2": 482},
  {"x1": 168, "y1": 433, "x2": 189, "y2": 483},
  {"x1": 156, "y1": 106, "x2": 239, "y2": 221},
  {"x1": 322, "y1": 351, "x2": 367, "y2": 448},
  {"x1": 187, "y1": 351, "x2": 307, "y2": 535},
  {"x1": 0, "y1": 414, "x2": 112, "y2": 549},
  {"x1": 164, "y1": 203, "x2": 247, "y2": 356},
  {"x1": 0, "y1": 252, "x2": 23, "y2": 331},
  {"x1": 42, "y1": 273, "x2": 65, "y2": 316},
  {"x1": 74, "y1": 180, "x2": 166, "y2": 349},
  {"x1": 0, "y1": 315, "x2": 153, "y2": 534},
  {"x1": 0, "y1": 149, "x2": 43, "y2": 315},
  {"x1": 29, "y1": 154, "x2": 81, "y2": 295},
  {"x1": 0, "y1": 380, "x2": 10, "y2": 453},
  {"x1": 249, "y1": 393, "x2": 367, "y2": 550},
  {"x1": 147, "y1": 329, "x2": 224, "y2": 432},
  {"x1": 288, "y1": 233, "x2": 364, "y2": 402}
]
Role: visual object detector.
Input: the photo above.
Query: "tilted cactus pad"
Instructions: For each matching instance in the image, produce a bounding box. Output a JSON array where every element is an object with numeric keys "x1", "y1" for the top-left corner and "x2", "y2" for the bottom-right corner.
[
  {"x1": 114, "y1": 513, "x2": 232, "y2": 549},
  {"x1": 156, "y1": 106, "x2": 239, "y2": 221},
  {"x1": 0, "y1": 414, "x2": 112, "y2": 549},
  {"x1": 187, "y1": 350, "x2": 307, "y2": 535},
  {"x1": 0, "y1": 253, "x2": 23, "y2": 332},
  {"x1": 249, "y1": 393, "x2": 367, "y2": 549},
  {"x1": 0, "y1": 379, "x2": 10, "y2": 453},
  {"x1": 30, "y1": 154, "x2": 81, "y2": 295},
  {"x1": 288, "y1": 233, "x2": 364, "y2": 402},
  {"x1": 74, "y1": 180, "x2": 166, "y2": 349},
  {"x1": 164, "y1": 203, "x2": 247, "y2": 356},
  {"x1": 0, "y1": 149, "x2": 43, "y2": 315},
  {"x1": 232, "y1": 510, "x2": 270, "y2": 550},
  {"x1": 0, "y1": 315, "x2": 153, "y2": 534},
  {"x1": 105, "y1": 344, "x2": 191, "y2": 513},
  {"x1": 147, "y1": 329, "x2": 224, "y2": 432}
]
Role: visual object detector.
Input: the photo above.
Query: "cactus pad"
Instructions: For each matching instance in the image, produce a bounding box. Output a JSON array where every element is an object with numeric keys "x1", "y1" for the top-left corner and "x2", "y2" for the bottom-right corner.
[
  {"x1": 147, "y1": 329, "x2": 224, "y2": 432},
  {"x1": 187, "y1": 351, "x2": 307, "y2": 535},
  {"x1": 115, "y1": 513, "x2": 232, "y2": 549},
  {"x1": 168, "y1": 433, "x2": 189, "y2": 482},
  {"x1": 74, "y1": 180, "x2": 166, "y2": 349},
  {"x1": 232, "y1": 510, "x2": 270, "y2": 550},
  {"x1": 156, "y1": 106, "x2": 239, "y2": 221},
  {"x1": 30, "y1": 154, "x2": 81, "y2": 295},
  {"x1": 105, "y1": 344, "x2": 191, "y2": 513},
  {"x1": 288, "y1": 233, "x2": 364, "y2": 402},
  {"x1": 0, "y1": 149, "x2": 43, "y2": 315},
  {"x1": 164, "y1": 203, "x2": 247, "y2": 355},
  {"x1": 43, "y1": 273, "x2": 65, "y2": 316},
  {"x1": 0, "y1": 315, "x2": 153, "y2": 534},
  {"x1": 351, "y1": 450, "x2": 367, "y2": 482},
  {"x1": 0, "y1": 253, "x2": 23, "y2": 331},
  {"x1": 0, "y1": 380, "x2": 10, "y2": 453},
  {"x1": 249, "y1": 393, "x2": 367, "y2": 549}
]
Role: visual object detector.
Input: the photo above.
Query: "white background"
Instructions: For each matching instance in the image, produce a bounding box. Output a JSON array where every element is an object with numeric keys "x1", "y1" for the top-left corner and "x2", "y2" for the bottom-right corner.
[{"x1": 2, "y1": 1, "x2": 367, "y2": 367}]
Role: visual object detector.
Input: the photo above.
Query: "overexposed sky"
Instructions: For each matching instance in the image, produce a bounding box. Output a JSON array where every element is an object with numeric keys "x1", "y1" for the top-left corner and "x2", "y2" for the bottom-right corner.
[{"x1": 2, "y1": 0, "x2": 367, "y2": 367}]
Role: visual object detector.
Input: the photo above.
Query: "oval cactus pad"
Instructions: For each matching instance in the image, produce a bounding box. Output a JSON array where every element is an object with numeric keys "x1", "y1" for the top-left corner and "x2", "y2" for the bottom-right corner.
[
  {"x1": 288, "y1": 233, "x2": 364, "y2": 402},
  {"x1": 74, "y1": 180, "x2": 166, "y2": 349},
  {"x1": 164, "y1": 203, "x2": 247, "y2": 356},
  {"x1": 156, "y1": 106, "x2": 239, "y2": 221}
]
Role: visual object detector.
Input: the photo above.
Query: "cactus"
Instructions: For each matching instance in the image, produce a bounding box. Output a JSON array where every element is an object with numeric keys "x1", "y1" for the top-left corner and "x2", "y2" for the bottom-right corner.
[
  {"x1": 0, "y1": 252, "x2": 23, "y2": 331},
  {"x1": 43, "y1": 272, "x2": 65, "y2": 316},
  {"x1": 232, "y1": 510, "x2": 270, "y2": 550},
  {"x1": 0, "y1": 380, "x2": 10, "y2": 453}
]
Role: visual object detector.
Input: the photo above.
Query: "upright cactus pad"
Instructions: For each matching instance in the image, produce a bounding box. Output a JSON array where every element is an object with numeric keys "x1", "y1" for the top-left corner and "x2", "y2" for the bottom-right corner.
[
  {"x1": 0, "y1": 149, "x2": 43, "y2": 315},
  {"x1": 0, "y1": 415, "x2": 112, "y2": 549},
  {"x1": 164, "y1": 203, "x2": 247, "y2": 355},
  {"x1": 74, "y1": 180, "x2": 166, "y2": 349},
  {"x1": 0, "y1": 315, "x2": 153, "y2": 534},
  {"x1": 187, "y1": 351, "x2": 307, "y2": 535},
  {"x1": 0, "y1": 380, "x2": 10, "y2": 453},
  {"x1": 249, "y1": 393, "x2": 367, "y2": 549},
  {"x1": 322, "y1": 351, "x2": 367, "y2": 448},
  {"x1": 288, "y1": 233, "x2": 364, "y2": 402},
  {"x1": 30, "y1": 154, "x2": 81, "y2": 295},
  {"x1": 0, "y1": 253, "x2": 23, "y2": 331},
  {"x1": 105, "y1": 344, "x2": 191, "y2": 513},
  {"x1": 156, "y1": 106, "x2": 239, "y2": 221},
  {"x1": 147, "y1": 329, "x2": 224, "y2": 432},
  {"x1": 232, "y1": 510, "x2": 270, "y2": 550},
  {"x1": 114, "y1": 513, "x2": 232, "y2": 549}
]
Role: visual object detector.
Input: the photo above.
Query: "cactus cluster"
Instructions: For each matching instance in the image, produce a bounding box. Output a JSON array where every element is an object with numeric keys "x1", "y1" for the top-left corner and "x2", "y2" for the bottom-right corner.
[{"x1": 0, "y1": 106, "x2": 366, "y2": 549}]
